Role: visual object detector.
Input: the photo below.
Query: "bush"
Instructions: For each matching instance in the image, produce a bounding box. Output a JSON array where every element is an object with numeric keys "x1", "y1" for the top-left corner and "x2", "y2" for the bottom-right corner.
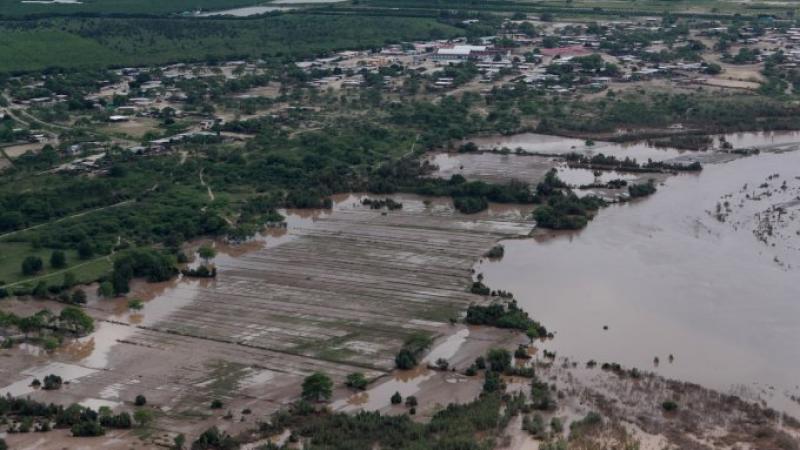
[
  {"x1": 484, "y1": 245, "x2": 504, "y2": 258},
  {"x1": 134, "y1": 395, "x2": 147, "y2": 406},
  {"x1": 71, "y1": 420, "x2": 105, "y2": 437},
  {"x1": 391, "y1": 391, "x2": 403, "y2": 405},
  {"x1": 662, "y1": 400, "x2": 678, "y2": 412},
  {"x1": 192, "y1": 426, "x2": 237, "y2": 450},
  {"x1": 50, "y1": 251, "x2": 67, "y2": 269},
  {"x1": 42, "y1": 374, "x2": 63, "y2": 390},
  {"x1": 210, "y1": 399, "x2": 223, "y2": 409},
  {"x1": 345, "y1": 372, "x2": 368, "y2": 391},
  {"x1": 394, "y1": 333, "x2": 432, "y2": 370}
]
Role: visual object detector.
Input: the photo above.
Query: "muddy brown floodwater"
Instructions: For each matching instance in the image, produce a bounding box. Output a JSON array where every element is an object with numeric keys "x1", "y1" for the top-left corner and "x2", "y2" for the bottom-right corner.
[{"x1": 477, "y1": 148, "x2": 800, "y2": 416}]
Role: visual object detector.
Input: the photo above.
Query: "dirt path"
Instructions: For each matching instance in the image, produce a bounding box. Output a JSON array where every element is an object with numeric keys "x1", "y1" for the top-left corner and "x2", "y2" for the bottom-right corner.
[
  {"x1": 199, "y1": 168, "x2": 215, "y2": 201},
  {"x1": 0, "y1": 199, "x2": 134, "y2": 240}
]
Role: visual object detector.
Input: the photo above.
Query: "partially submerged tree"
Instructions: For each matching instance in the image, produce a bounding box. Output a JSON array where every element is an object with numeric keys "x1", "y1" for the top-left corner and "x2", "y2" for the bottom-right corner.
[{"x1": 302, "y1": 372, "x2": 333, "y2": 402}]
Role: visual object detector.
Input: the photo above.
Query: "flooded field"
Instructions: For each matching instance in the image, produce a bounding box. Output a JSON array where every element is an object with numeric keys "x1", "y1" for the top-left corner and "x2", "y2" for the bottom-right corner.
[
  {"x1": 0, "y1": 193, "x2": 534, "y2": 439},
  {"x1": 467, "y1": 132, "x2": 692, "y2": 162},
  {"x1": 477, "y1": 148, "x2": 800, "y2": 415},
  {"x1": 467, "y1": 130, "x2": 800, "y2": 163}
]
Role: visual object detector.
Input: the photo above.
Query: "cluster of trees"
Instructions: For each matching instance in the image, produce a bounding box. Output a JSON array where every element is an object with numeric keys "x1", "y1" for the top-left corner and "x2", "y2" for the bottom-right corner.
[
  {"x1": 533, "y1": 194, "x2": 606, "y2": 230},
  {"x1": 108, "y1": 248, "x2": 177, "y2": 296},
  {"x1": 465, "y1": 300, "x2": 548, "y2": 337},
  {"x1": 0, "y1": 306, "x2": 94, "y2": 340},
  {"x1": 628, "y1": 180, "x2": 658, "y2": 198},
  {"x1": 0, "y1": 396, "x2": 144, "y2": 438},
  {"x1": 258, "y1": 391, "x2": 512, "y2": 450}
]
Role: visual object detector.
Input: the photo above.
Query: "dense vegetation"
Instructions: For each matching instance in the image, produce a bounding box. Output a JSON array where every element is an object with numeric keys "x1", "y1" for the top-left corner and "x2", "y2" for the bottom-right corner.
[
  {"x1": 465, "y1": 300, "x2": 548, "y2": 337},
  {"x1": 0, "y1": 14, "x2": 460, "y2": 73}
]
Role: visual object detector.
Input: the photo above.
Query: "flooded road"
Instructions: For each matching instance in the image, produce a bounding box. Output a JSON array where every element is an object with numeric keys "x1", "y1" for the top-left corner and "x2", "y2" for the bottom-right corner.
[{"x1": 477, "y1": 149, "x2": 800, "y2": 415}]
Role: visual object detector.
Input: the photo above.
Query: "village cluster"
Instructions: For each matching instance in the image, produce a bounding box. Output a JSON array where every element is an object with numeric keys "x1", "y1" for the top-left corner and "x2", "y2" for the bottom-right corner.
[{"x1": 3, "y1": 14, "x2": 800, "y2": 174}]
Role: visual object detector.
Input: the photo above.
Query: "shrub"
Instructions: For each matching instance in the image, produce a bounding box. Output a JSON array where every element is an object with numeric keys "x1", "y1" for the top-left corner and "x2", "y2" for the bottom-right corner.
[
  {"x1": 192, "y1": 426, "x2": 237, "y2": 450},
  {"x1": 42, "y1": 374, "x2": 63, "y2": 390},
  {"x1": 50, "y1": 251, "x2": 67, "y2": 269},
  {"x1": 662, "y1": 400, "x2": 678, "y2": 412},
  {"x1": 390, "y1": 391, "x2": 402, "y2": 405},
  {"x1": 71, "y1": 420, "x2": 105, "y2": 437},
  {"x1": 134, "y1": 395, "x2": 147, "y2": 406},
  {"x1": 345, "y1": 372, "x2": 368, "y2": 391}
]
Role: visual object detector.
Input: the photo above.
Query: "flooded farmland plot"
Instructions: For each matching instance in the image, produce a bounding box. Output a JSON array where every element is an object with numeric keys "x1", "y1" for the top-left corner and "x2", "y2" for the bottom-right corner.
[
  {"x1": 477, "y1": 144, "x2": 800, "y2": 416},
  {"x1": 0, "y1": 194, "x2": 534, "y2": 438}
]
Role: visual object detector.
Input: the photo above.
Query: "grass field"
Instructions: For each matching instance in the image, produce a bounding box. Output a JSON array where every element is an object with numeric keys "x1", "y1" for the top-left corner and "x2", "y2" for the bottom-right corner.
[
  {"x1": 0, "y1": 13, "x2": 459, "y2": 73},
  {"x1": 0, "y1": 242, "x2": 111, "y2": 288}
]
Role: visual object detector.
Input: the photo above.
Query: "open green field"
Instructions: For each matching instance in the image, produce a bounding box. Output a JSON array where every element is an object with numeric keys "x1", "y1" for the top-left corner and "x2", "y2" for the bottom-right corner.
[
  {"x1": 0, "y1": 13, "x2": 459, "y2": 73},
  {"x1": 0, "y1": 241, "x2": 111, "y2": 289}
]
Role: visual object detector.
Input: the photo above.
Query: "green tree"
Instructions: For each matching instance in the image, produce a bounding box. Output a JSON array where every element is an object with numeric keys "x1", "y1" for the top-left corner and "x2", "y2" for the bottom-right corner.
[
  {"x1": 173, "y1": 434, "x2": 186, "y2": 450},
  {"x1": 59, "y1": 306, "x2": 94, "y2": 335},
  {"x1": 98, "y1": 281, "x2": 114, "y2": 298},
  {"x1": 487, "y1": 348, "x2": 512, "y2": 372},
  {"x1": 302, "y1": 372, "x2": 333, "y2": 402},
  {"x1": 21, "y1": 256, "x2": 44, "y2": 276},
  {"x1": 50, "y1": 250, "x2": 67, "y2": 269},
  {"x1": 390, "y1": 391, "x2": 402, "y2": 404},
  {"x1": 526, "y1": 326, "x2": 539, "y2": 343},
  {"x1": 345, "y1": 372, "x2": 368, "y2": 390},
  {"x1": 198, "y1": 245, "x2": 216, "y2": 263},
  {"x1": 77, "y1": 241, "x2": 94, "y2": 260},
  {"x1": 133, "y1": 408, "x2": 154, "y2": 427},
  {"x1": 483, "y1": 370, "x2": 504, "y2": 393}
]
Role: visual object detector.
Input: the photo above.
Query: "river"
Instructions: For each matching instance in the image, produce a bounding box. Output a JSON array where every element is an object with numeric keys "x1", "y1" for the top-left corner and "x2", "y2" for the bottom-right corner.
[{"x1": 477, "y1": 146, "x2": 800, "y2": 415}]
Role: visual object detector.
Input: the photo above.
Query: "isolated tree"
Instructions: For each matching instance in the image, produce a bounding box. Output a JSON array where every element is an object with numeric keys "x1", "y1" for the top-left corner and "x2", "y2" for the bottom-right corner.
[
  {"x1": 302, "y1": 372, "x2": 333, "y2": 402},
  {"x1": 390, "y1": 391, "x2": 402, "y2": 405},
  {"x1": 133, "y1": 408, "x2": 153, "y2": 427},
  {"x1": 21, "y1": 256, "x2": 44, "y2": 276},
  {"x1": 50, "y1": 250, "x2": 66, "y2": 269},
  {"x1": 526, "y1": 326, "x2": 539, "y2": 343},
  {"x1": 198, "y1": 245, "x2": 216, "y2": 264}
]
